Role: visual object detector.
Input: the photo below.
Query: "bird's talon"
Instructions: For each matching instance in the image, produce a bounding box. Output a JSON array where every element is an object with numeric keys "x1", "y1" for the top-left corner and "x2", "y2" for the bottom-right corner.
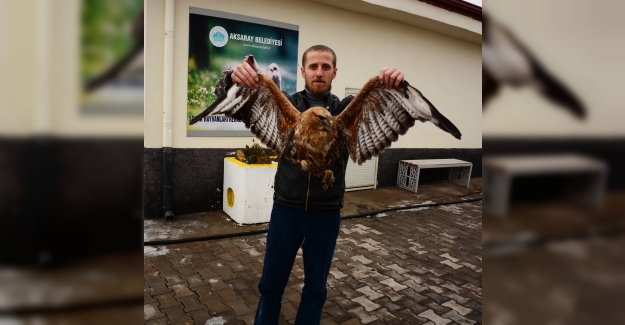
[{"x1": 321, "y1": 170, "x2": 335, "y2": 191}]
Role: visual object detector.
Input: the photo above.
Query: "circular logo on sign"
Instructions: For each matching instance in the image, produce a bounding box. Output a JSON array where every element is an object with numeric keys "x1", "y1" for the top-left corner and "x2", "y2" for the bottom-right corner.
[{"x1": 209, "y1": 26, "x2": 228, "y2": 47}]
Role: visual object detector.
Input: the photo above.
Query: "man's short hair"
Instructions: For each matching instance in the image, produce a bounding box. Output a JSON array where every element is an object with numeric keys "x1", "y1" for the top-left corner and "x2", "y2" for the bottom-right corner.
[{"x1": 302, "y1": 45, "x2": 337, "y2": 69}]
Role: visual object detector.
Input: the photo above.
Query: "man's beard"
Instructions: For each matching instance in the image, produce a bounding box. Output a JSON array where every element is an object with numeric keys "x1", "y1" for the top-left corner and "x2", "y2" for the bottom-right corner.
[{"x1": 307, "y1": 79, "x2": 330, "y2": 97}]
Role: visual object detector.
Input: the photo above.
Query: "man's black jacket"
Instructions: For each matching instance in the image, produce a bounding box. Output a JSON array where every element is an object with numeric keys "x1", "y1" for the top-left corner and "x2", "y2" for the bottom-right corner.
[{"x1": 273, "y1": 90, "x2": 354, "y2": 210}]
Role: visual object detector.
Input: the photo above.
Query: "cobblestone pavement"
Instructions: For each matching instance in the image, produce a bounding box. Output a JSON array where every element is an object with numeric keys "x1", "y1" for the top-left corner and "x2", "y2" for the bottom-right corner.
[{"x1": 144, "y1": 200, "x2": 482, "y2": 325}]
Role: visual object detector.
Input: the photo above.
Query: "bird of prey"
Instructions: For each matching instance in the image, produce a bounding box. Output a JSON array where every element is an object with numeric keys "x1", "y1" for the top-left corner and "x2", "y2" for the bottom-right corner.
[
  {"x1": 245, "y1": 55, "x2": 282, "y2": 90},
  {"x1": 265, "y1": 63, "x2": 282, "y2": 90},
  {"x1": 190, "y1": 56, "x2": 461, "y2": 189},
  {"x1": 482, "y1": 13, "x2": 585, "y2": 118}
]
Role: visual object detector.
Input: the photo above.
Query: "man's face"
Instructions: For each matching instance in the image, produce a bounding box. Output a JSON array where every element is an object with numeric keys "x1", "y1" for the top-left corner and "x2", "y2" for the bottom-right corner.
[{"x1": 300, "y1": 51, "x2": 337, "y2": 97}]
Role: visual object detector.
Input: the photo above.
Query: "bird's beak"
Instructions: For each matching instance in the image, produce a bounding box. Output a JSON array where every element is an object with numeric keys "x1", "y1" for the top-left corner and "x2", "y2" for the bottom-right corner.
[{"x1": 321, "y1": 119, "x2": 333, "y2": 130}]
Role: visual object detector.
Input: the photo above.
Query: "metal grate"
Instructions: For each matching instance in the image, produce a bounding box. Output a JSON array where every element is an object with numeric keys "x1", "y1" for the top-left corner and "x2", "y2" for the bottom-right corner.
[
  {"x1": 396, "y1": 162, "x2": 419, "y2": 192},
  {"x1": 449, "y1": 166, "x2": 471, "y2": 187}
]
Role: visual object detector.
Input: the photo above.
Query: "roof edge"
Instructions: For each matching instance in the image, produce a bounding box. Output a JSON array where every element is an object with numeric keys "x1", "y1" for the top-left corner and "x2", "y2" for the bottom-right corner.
[{"x1": 420, "y1": 0, "x2": 482, "y2": 21}]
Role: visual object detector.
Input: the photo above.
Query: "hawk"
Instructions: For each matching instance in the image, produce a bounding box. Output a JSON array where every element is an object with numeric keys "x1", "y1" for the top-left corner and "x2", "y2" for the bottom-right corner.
[
  {"x1": 265, "y1": 63, "x2": 282, "y2": 90},
  {"x1": 190, "y1": 56, "x2": 462, "y2": 190}
]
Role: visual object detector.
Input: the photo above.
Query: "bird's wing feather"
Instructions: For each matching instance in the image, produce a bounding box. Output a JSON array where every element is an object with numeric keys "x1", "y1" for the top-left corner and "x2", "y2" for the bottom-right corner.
[
  {"x1": 336, "y1": 76, "x2": 461, "y2": 165},
  {"x1": 189, "y1": 74, "x2": 300, "y2": 157}
]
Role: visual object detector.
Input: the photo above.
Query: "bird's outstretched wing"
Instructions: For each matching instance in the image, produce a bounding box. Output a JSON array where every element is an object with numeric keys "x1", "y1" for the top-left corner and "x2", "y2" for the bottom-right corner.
[
  {"x1": 336, "y1": 77, "x2": 461, "y2": 164},
  {"x1": 189, "y1": 74, "x2": 301, "y2": 156},
  {"x1": 482, "y1": 13, "x2": 585, "y2": 118}
]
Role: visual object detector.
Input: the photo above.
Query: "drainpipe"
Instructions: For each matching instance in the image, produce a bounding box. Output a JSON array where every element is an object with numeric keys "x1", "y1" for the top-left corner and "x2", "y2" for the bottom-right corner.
[
  {"x1": 162, "y1": 0, "x2": 174, "y2": 221},
  {"x1": 36, "y1": 0, "x2": 51, "y2": 135}
]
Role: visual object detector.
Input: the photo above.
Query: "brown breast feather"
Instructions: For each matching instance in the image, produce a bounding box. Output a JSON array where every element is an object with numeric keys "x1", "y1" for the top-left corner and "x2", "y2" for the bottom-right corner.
[{"x1": 293, "y1": 107, "x2": 339, "y2": 177}]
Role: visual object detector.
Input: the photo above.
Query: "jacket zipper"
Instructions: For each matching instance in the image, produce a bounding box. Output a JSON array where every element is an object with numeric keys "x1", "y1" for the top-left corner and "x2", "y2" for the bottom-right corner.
[
  {"x1": 303, "y1": 95, "x2": 312, "y2": 211},
  {"x1": 304, "y1": 172, "x2": 311, "y2": 210},
  {"x1": 302, "y1": 92, "x2": 327, "y2": 211}
]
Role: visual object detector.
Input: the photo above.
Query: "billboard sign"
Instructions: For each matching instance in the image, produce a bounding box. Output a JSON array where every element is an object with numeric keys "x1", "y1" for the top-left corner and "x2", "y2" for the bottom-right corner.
[{"x1": 187, "y1": 8, "x2": 299, "y2": 136}]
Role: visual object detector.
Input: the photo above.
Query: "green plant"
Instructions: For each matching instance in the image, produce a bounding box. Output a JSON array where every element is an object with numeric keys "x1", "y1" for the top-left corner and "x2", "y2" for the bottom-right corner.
[
  {"x1": 244, "y1": 142, "x2": 275, "y2": 164},
  {"x1": 187, "y1": 64, "x2": 220, "y2": 110}
]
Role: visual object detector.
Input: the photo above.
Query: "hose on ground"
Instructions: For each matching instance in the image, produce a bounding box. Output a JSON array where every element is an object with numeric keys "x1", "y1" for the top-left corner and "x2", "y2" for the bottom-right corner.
[{"x1": 144, "y1": 196, "x2": 482, "y2": 246}]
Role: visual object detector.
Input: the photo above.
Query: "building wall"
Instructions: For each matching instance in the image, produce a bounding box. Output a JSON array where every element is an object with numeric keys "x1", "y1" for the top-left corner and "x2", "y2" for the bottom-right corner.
[
  {"x1": 143, "y1": 0, "x2": 482, "y2": 218},
  {"x1": 143, "y1": 147, "x2": 482, "y2": 217},
  {"x1": 144, "y1": 0, "x2": 482, "y2": 149}
]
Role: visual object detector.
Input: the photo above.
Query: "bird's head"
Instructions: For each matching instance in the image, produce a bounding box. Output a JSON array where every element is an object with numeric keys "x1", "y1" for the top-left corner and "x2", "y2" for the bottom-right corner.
[
  {"x1": 266, "y1": 63, "x2": 282, "y2": 89},
  {"x1": 306, "y1": 107, "x2": 334, "y2": 132},
  {"x1": 266, "y1": 63, "x2": 280, "y2": 75}
]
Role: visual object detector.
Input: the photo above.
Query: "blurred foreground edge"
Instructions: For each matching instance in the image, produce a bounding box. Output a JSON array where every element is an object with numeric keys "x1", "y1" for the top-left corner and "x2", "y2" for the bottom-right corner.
[
  {"x1": 482, "y1": 137, "x2": 625, "y2": 325},
  {"x1": 0, "y1": 136, "x2": 143, "y2": 324}
]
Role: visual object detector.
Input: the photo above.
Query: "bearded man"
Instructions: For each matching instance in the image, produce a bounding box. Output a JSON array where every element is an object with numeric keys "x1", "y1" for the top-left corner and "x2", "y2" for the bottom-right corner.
[{"x1": 232, "y1": 45, "x2": 404, "y2": 325}]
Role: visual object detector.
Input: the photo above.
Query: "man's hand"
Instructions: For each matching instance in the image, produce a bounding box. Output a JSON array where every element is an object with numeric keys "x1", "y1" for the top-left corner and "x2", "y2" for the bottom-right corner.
[
  {"x1": 379, "y1": 67, "x2": 405, "y2": 90},
  {"x1": 232, "y1": 62, "x2": 260, "y2": 89}
]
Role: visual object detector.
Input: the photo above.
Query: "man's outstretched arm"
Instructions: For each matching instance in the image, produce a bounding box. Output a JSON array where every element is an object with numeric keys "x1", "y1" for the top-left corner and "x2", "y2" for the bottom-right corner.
[{"x1": 233, "y1": 63, "x2": 404, "y2": 90}]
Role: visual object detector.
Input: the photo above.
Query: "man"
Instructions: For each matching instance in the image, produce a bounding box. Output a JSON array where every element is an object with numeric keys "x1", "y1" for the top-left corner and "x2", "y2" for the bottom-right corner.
[{"x1": 232, "y1": 45, "x2": 404, "y2": 325}]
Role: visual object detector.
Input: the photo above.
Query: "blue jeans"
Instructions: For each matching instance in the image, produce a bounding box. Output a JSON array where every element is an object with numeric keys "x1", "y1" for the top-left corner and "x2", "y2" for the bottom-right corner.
[{"x1": 254, "y1": 203, "x2": 341, "y2": 325}]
